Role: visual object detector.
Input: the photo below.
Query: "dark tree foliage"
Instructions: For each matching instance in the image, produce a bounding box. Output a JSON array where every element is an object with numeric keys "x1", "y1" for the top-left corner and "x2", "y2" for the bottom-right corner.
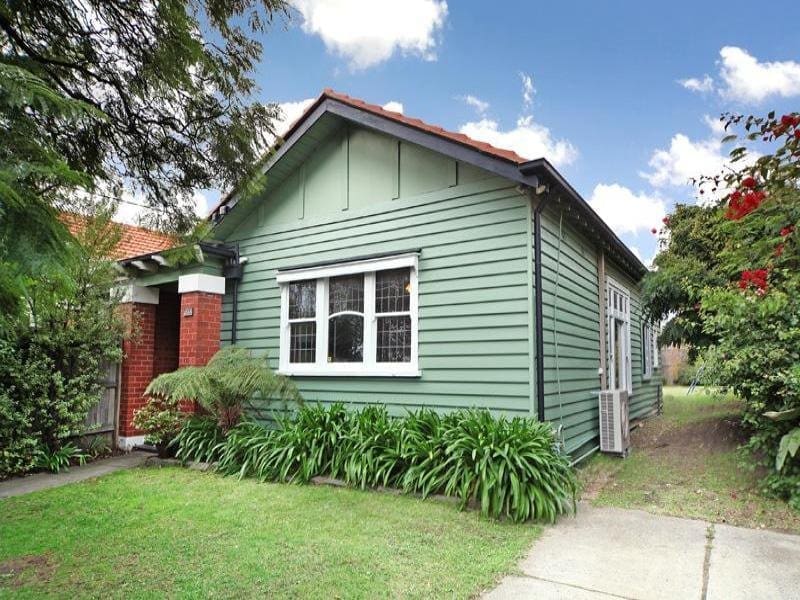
[
  {"x1": 644, "y1": 111, "x2": 800, "y2": 508},
  {"x1": 642, "y1": 204, "x2": 729, "y2": 357},
  {"x1": 0, "y1": 0, "x2": 288, "y2": 231}
]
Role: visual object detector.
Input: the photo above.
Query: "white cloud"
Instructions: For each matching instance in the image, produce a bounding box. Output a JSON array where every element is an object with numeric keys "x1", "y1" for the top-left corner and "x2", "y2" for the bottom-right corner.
[
  {"x1": 702, "y1": 114, "x2": 727, "y2": 137},
  {"x1": 382, "y1": 100, "x2": 404, "y2": 114},
  {"x1": 719, "y1": 46, "x2": 800, "y2": 103},
  {"x1": 291, "y1": 0, "x2": 448, "y2": 70},
  {"x1": 640, "y1": 115, "x2": 760, "y2": 203},
  {"x1": 459, "y1": 115, "x2": 577, "y2": 166},
  {"x1": 520, "y1": 72, "x2": 534, "y2": 109},
  {"x1": 275, "y1": 98, "x2": 316, "y2": 137},
  {"x1": 680, "y1": 46, "x2": 800, "y2": 104},
  {"x1": 459, "y1": 94, "x2": 489, "y2": 115},
  {"x1": 641, "y1": 133, "x2": 728, "y2": 189},
  {"x1": 588, "y1": 183, "x2": 666, "y2": 236},
  {"x1": 457, "y1": 74, "x2": 575, "y2": 166},
  {"x1": 678, "y1": 74, "x2": 714, "y2": 93}
]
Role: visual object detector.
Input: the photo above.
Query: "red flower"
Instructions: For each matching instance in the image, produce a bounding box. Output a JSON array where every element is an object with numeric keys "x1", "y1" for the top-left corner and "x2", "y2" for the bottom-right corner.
[
  {"x1": 781, "y1": 225, "x2": 795, "y2": 237},
  {"x1": 739, "y1": 268, "x2": 769, "y2": 293},
  {"x1": 795, "y1": 130, "x2": 800, "y2": 140},
  {"x1": 662, "y1": 216, "x2": 670, "y2": 225},
  {"x1": 651, "y1": 227, "x2": 657, "y2": 235},
  {"x1": 741, "y1": 176, "x2": 757, "y2": 188},
  {"x1": 781, "y1": 114, "x2": 795, "y2": 127},
  {"x1": 726, "y1": 189, "x2": 766, "y2": 220}
]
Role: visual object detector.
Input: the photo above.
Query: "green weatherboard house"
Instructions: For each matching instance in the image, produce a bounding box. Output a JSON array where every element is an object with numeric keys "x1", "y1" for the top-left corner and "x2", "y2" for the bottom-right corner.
[{"x1": 115, "y1": 89, "x2": 662, "y2": 459}]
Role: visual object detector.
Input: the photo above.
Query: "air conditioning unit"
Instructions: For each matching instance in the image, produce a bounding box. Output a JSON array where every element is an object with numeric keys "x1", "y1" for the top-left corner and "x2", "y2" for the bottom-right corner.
[{"x1": 599, "y1": 390, "x2": 630, "y2": 456}]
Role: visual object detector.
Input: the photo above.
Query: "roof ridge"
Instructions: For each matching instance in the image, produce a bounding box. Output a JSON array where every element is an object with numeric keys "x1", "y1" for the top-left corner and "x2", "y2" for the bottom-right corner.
[{"x1": 319, "y1": 88, "x2": 529, "y2": 164}]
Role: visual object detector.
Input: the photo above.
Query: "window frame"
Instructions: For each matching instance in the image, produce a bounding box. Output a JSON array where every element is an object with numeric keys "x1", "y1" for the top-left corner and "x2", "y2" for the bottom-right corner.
[
  {"x1": 642, "y1": 321, "x2": 659, "y2": 379},
  {"x1": 606, "y1": 277, "x2": 633, "y2": 394},
  {"x1": 277, "y1": 253, "x2": 420, "y2": 377}
]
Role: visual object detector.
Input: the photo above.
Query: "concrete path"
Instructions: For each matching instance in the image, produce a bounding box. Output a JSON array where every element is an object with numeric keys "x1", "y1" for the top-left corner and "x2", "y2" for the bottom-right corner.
[
  {"x1": 0, "y1": 451, "x2": 149, "y2": 499},
  {"x1": 485, "y1": 504, "x2": 800, "y2": 600}
]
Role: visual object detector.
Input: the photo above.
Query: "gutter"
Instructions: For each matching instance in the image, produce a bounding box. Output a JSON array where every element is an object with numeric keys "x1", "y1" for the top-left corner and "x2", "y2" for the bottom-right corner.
[{"x1": 519, "y1": 159, "x2": 647, "y2": 279}]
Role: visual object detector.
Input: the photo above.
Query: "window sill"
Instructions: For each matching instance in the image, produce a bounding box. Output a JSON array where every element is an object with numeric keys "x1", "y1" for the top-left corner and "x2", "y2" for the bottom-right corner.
[{"x1": 279, "y1": 367, "x2": 422, "y2": 378}]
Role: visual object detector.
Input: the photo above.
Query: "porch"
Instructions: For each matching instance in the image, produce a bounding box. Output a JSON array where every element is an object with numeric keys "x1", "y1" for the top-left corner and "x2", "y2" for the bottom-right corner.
[{"x1": 115, "y1": 244, "x2": 238, "y2": 449}]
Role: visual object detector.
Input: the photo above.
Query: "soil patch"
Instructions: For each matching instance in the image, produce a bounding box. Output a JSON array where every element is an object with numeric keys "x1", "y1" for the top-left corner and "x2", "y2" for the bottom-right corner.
[
  {"x1": 633, "y1": 414, "x2": 747, "y2": 458},
  {"x1": 0, "y1": 554, "x2": 57, "y2": 588}
]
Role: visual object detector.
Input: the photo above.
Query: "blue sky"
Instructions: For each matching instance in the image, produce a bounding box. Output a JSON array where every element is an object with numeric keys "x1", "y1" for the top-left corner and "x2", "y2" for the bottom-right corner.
[{"x1": 185, "y1": 0, "x2": 800, "y2": 265}]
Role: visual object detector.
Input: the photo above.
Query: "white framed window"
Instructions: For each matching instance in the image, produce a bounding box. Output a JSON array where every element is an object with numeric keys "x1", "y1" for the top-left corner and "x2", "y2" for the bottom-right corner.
[
  {"x1": 277, "y1": 253, "x2": 420, "y2": 377},
  {"x1": 642, "y1": 321, "x2": 659, "y2": 379},
  {"x1": 606, "y1": 277, "x2": 632, "y2": 394}
]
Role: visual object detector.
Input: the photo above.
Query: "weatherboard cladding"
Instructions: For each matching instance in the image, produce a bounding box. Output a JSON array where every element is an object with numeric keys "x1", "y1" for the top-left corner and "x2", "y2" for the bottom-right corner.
[
  {"x1": 218, "y1": 123, "x2": 659, "y2": 455},
  {"x1": 604, "y1": 259, "x2": 661, "y2": 424},
  {"x1": 536, "y1": 201, "x2": 603, "y2": 454},
  {"x1": 534, "y1": 201, "x2": 660, "y2": 454}
]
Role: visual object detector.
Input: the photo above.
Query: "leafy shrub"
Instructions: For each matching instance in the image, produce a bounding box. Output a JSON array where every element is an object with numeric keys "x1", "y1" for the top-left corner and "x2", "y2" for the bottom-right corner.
[
  {"x1": 34, "y1": 443, "x2": 86, "y2": 473},
  {"x1": 400, "y1": 408, "x2": 451, "y2": 497},
  {"x1": 176, "y1": 403, "x2": 577, "y2": 523},
  {"x1": 436, "y1": 409, "x2": 576, "y2": 522},
  {"x1": 132, "y1": 395, "x2": 186, "y2": 457},
  {"x1": 83, "y1": 435, "x2": 112, "y2": 460},
  {"x1": 338, "y1": 406, "x2": 405, "y2": 489},
  {"x1": 0, "y1": 211, "x2": 125, "y2": 478},
  {"x1": 174, "y1": 416, "x2": 226, "y2": 464},
  {"x1": 675, "y1": 361, "x2": 702, "y2": 387},
  {"x1": 0, "y1": 336, "x2": 109, "y2": 478},
  {"x1": 216, "y1": 421, "x2": 275, "y2": 480}
]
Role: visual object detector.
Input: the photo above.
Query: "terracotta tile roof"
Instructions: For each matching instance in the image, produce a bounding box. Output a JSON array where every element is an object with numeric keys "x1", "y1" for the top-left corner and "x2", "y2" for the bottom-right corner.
[
  {"x1": 60, "y1": 213, "x2": 176, "y2": 260},
  {"x1": 290, "y1": 88, "x2": 530, "y2": 165}
]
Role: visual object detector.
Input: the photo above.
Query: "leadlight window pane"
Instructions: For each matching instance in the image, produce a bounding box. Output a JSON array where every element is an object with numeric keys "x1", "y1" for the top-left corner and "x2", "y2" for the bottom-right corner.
[
  {"x1": 290, "y1": 322, "x2": 316, "y2": 363},
  {"x1": 328, "y1": 315, "x2": 363, "y2": 362},
  {"x1": 329, "y1": 274, "x2": 364, "y2": 314},
  {"x1": 377, "y1": 316, "x2": 411, "y2": 362},
  {"x1": 289, "y1": 280, "x2": 316, "y2": 319},
  {"x1": 375, "y1": 268, "x2": 410, "y2": 313}
]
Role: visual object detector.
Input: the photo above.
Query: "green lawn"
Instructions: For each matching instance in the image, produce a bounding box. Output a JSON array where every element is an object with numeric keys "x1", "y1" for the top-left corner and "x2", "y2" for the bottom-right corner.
[
  {"x1": 0, "y1": 467, "x2": 540, "y2": 598},
  {"x1": 579, "y1": 386, "x2": 800, "y2": 533}
]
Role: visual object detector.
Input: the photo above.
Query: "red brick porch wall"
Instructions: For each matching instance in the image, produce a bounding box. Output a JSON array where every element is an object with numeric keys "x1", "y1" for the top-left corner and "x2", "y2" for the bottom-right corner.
[
  {"x1": 118, "y1": 302, "x2": 157, "y2": 437},
  {"x1": 179, "y1": 292, "x2": 222, "y2": 368}
]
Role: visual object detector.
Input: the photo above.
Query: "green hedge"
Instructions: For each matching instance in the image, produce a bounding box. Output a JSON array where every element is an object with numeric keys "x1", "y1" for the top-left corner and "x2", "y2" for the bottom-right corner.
[{"x1": 175, "y1": 404, "x2": 577, "y2": 523}]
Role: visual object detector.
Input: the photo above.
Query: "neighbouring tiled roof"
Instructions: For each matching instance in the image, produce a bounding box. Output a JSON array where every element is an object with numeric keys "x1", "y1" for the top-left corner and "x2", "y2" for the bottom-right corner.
[
  {"x1": 60, "y1": 213, "x2": 175, "y2": 260},
  {"x1": 289, "y1": 88, "x2": 531, "y2": 165}
]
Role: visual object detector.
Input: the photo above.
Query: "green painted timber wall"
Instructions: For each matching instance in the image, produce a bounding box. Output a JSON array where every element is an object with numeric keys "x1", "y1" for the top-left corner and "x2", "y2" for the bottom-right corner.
[
  {"x1": 604, "y1": 259, "x2": 662, "y2": 425},
  {"x1": 534, "y1": 201, "x2": 661, "y2": 455},
  {"x1": 220, "y1": 125, "x2": 534, "y2": 418},
  {"x1": 217, "y1": 122, "x2": 660, "y2": 456}
]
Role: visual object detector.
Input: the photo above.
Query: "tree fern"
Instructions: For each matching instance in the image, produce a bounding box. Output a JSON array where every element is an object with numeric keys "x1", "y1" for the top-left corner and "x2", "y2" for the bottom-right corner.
[{"x1": 145, "y1": 346, "x2": 302, "y2": 431}]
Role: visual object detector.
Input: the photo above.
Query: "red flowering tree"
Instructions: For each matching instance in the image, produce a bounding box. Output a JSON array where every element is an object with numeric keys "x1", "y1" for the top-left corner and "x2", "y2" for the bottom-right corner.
[{"x1": 645, "y1": 111, "x2": 800, "y2": 509}]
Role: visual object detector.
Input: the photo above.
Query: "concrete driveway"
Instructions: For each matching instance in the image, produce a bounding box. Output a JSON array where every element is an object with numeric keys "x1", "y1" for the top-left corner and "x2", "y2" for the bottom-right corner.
[{"x1": 484, "y1": 504, "x2": 800, "y2": 600}]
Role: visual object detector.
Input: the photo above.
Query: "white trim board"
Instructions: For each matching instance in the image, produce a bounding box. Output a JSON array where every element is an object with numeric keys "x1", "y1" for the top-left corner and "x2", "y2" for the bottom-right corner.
[
  {"x1": 178, "y1": 274, "x2": 226, "y2": 295},
  {"x1": 278, "y1": 253, "x2": 420, "y2": 377}
]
